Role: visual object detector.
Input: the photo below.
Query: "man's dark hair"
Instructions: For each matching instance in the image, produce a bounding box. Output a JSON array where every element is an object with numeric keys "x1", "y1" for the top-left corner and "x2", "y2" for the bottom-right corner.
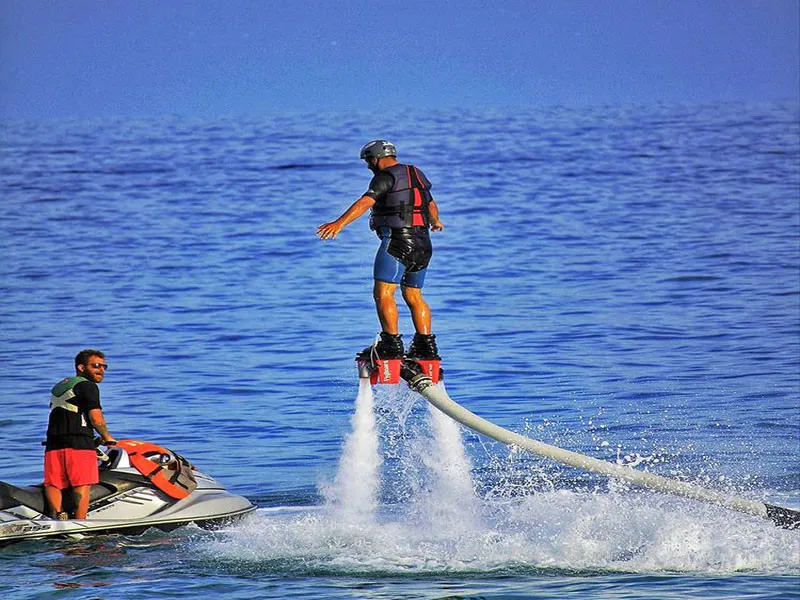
[{"x1": 75, "y1": 349, "x2": 105, "y2": 369}]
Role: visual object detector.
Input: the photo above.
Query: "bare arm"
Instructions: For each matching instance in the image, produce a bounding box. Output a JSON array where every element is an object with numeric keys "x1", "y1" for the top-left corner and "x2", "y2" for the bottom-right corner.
[
  {"x1": 428, "y1": 199, "x2": 444, "y2": 231},
  {"x1": 317, "y1": 195, "x2": 376, "y2": 239},
  {"x1": 88, "y1": 408, "x2": 116, "y2": 444}
]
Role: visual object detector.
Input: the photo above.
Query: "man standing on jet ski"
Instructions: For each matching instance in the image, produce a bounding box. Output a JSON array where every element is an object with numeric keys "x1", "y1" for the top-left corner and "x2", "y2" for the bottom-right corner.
[
  {"x1": 44, "y1": 349, "x2": 116, "y2": 520},
  {"x1": 317, "y1": 140, "x2": 444, "y2": 360}
]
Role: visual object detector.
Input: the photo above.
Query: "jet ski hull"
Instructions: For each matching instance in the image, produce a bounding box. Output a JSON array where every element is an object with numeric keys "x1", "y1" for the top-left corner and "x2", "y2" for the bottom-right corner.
[
  {"x1": 0, "y1": 504, "x2": 255, "y2": 545},
  {"x1": 0, "y1": 441, "x2": 256, "y2": 545}
]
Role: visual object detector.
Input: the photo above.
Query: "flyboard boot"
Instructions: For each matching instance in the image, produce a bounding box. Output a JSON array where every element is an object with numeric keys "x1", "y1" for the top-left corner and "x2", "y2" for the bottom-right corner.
[
  {"x1": 356, "y1": 332, "x2": 404, "y2": 384},
  {"x1": 357, "y1": 332, "x2": 442, "y2": 385},
  {"x1": 405, "y1": 333, "x2": 442, "y2": 383}
]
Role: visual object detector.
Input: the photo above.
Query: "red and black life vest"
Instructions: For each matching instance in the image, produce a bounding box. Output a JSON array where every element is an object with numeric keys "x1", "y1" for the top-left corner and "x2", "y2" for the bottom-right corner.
[{"x1": 370, "y1": 163, "x2": 433, "y2": 230}]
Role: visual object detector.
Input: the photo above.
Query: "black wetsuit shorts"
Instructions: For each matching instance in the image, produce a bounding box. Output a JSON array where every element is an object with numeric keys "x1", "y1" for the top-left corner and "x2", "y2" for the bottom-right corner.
[{"x1": 373, "y1": 227, "x2": 432, "y2": 288}]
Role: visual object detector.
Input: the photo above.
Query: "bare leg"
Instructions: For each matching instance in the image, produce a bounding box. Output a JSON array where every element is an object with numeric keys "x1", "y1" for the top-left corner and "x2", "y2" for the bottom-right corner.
[
  {"x1": 402, "y1": 286, "x2": 431, "y2": 334},
  {"x1": 43, "y1": 485, "x2": 63, "y2": 517},
  {"x1": 373, "y1": 281, "x2": 399, "y2": 334},
  {"x1": 73, "y1": 485, "x2": 91, "y2": 519}
]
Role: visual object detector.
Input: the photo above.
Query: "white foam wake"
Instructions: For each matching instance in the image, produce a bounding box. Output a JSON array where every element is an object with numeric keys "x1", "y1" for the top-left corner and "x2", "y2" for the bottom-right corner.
[{"x1": 202, "y1": 490, "x2": 800, "y2": 575}]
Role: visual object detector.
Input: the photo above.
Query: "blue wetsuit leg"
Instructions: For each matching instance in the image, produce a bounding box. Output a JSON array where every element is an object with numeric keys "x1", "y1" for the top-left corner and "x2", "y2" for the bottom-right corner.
[
  {"x1": 401, "y1": 265, "x2": 426, "y2": 289},
  {"x1": 374, "y1": 228, "x2": 405, "y2": 284}
]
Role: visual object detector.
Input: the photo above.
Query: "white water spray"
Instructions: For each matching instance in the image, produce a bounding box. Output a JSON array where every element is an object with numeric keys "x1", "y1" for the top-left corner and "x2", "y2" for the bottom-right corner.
[
  {"x1": 208, "y1": 386, "x2": 799, "y2": 576},
  {"x1": 325, "y1": 378, "x2": 381, "y2": 523},
  {"x1": 421, "y1": 382, "x2": 477, "y2": 526}
]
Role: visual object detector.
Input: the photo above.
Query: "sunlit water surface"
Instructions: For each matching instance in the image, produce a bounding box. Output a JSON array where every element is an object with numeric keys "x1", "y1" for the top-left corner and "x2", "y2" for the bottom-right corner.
[{"x1": 1, "y1": 102, "x2": 798, "y2": 598}]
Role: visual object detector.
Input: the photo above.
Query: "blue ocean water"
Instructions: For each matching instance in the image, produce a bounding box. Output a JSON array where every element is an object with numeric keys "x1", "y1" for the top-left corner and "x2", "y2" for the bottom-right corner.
[{"x1": 1, "y1": 101, "x2": 798, "y2": 599}]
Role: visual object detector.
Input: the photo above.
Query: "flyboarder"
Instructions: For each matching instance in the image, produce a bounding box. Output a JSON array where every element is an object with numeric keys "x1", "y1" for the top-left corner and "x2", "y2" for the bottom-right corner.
[{"x1": 317, "y1": 140, "x2": 443, "y2": 361}]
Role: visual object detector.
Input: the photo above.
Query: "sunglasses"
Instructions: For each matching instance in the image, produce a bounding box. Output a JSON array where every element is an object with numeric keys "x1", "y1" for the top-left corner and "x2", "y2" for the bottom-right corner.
[{"x1": 89, "y1": 362, "x2": 109, "y2": 370}]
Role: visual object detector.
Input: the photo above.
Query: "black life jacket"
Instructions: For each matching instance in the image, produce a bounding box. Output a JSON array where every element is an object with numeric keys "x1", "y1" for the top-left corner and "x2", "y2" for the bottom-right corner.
[
  {"x1": 370, "y1": 163, "x2": 433, "y2": 230},
  {"x1": 47, "y1": 376, "x2": 94, "y2": 441}
]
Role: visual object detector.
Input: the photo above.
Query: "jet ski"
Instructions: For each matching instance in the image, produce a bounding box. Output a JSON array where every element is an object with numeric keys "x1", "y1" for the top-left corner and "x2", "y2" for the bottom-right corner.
[{"x1": 0, "y1": 439, "x2": 255, "y2": 545}]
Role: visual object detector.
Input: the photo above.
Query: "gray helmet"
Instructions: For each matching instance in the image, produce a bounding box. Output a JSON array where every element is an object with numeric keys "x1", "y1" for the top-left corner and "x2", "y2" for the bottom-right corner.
[{"x1": 360, "y1": 140, "x2": 397, "y2": 161}]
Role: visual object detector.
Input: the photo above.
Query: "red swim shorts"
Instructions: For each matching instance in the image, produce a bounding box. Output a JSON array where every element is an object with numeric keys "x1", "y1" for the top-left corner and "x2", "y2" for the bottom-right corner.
[{"x1": 44, "y1": 449, "x2": 99, "y2": 488}]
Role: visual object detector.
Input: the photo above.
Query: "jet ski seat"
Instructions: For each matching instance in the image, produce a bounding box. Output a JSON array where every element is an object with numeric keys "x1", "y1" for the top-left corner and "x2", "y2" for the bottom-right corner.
[
  {"x1": 0, "y1": 482, "x2": 48, "y2": 514},
  {"x1": 0, "y1": 473, "x2": 149, "y2": 517}
]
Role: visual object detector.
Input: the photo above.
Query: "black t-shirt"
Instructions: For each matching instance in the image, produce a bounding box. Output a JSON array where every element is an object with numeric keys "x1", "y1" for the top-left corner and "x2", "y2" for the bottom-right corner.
[
  {"x1": 364, "y1": 171, "x2": 395, "y2": 200},
  {"x1": 46, "y1": 380, "x2": 102, "y2": 451}
]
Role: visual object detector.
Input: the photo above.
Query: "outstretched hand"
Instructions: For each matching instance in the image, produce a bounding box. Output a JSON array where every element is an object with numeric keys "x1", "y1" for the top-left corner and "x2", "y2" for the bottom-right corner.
[
  {"x1": 317, "y1": 220, "x2": 344, "y2": 239},
  {"x1": 430, "y1": 220, "x2": 444, "y2": 232}
]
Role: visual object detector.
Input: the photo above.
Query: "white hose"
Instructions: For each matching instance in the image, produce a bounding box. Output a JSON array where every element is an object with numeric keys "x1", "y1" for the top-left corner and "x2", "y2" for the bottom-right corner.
[{"x1": 403, "y1": 373, "x2": 775, "y2": 520}]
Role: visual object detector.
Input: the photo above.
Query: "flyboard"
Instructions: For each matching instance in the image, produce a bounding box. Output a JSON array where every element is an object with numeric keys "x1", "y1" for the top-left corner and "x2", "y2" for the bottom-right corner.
[{"x1": 356, "y1": 352, "x2": 800, "y2": 530}]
